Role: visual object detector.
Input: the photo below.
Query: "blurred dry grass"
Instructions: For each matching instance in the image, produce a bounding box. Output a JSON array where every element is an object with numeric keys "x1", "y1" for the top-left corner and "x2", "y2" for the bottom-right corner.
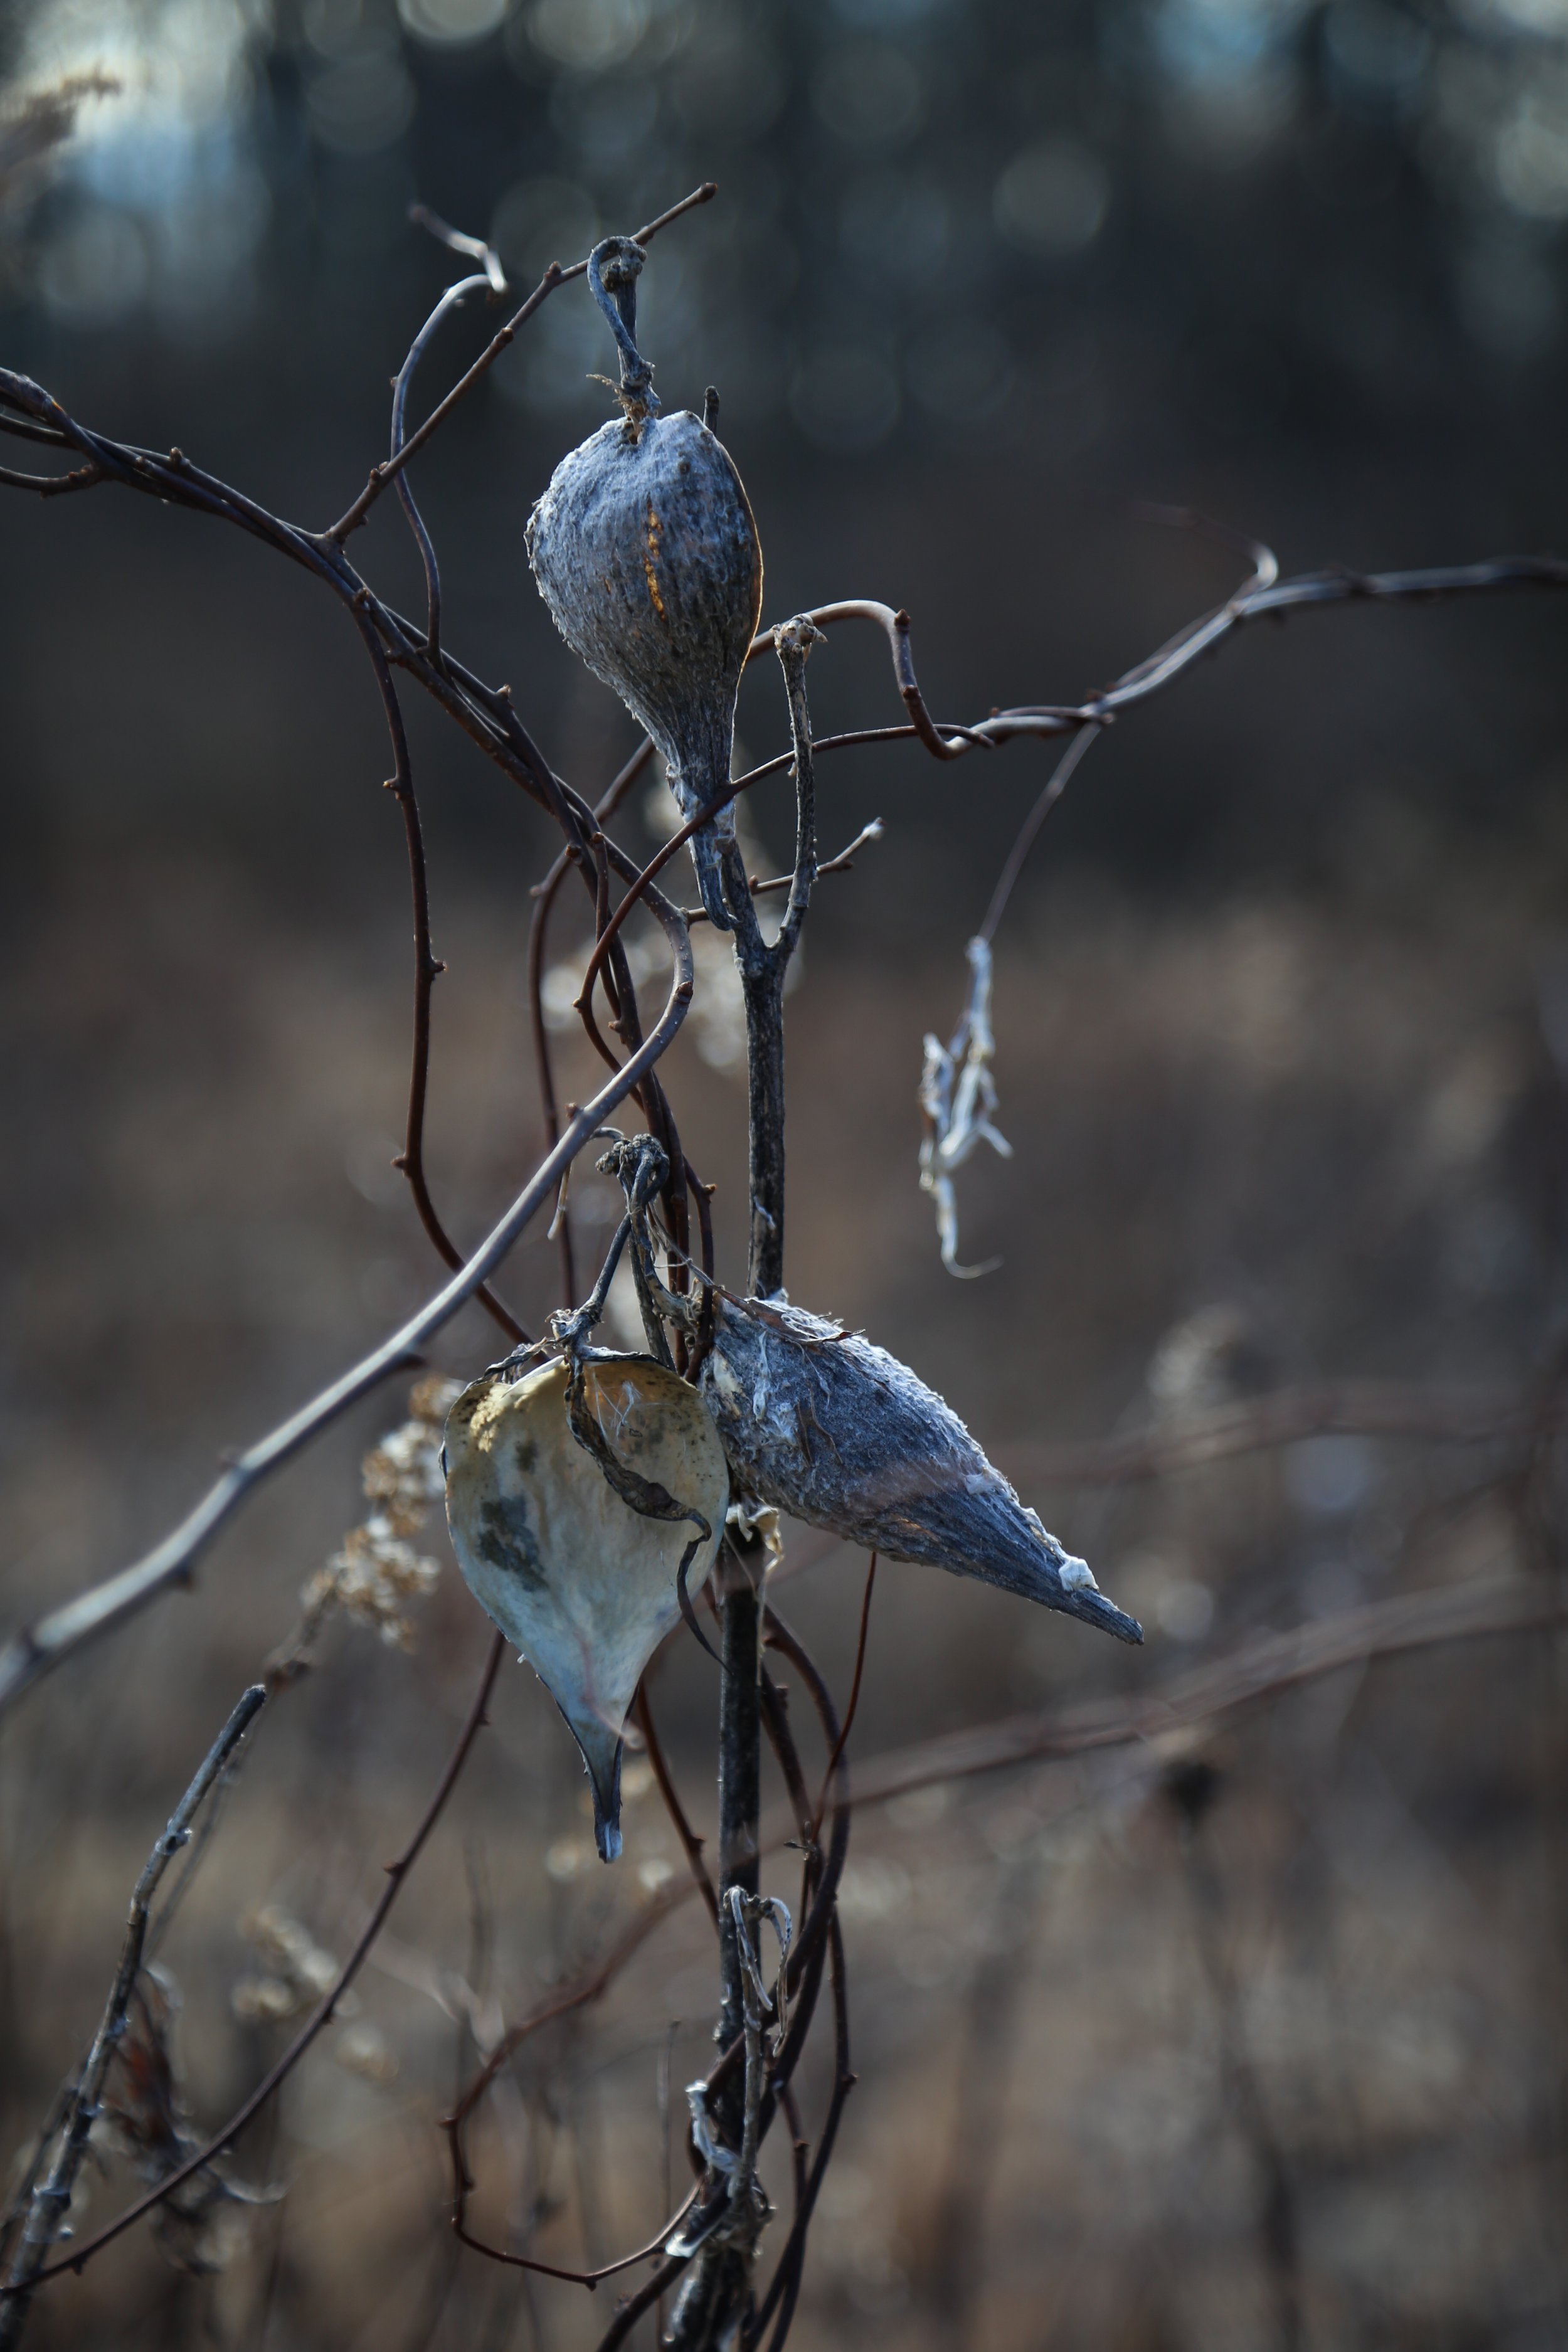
[{"x1": 4, "y1": 818, "x2": 1568, "y2": 2349}]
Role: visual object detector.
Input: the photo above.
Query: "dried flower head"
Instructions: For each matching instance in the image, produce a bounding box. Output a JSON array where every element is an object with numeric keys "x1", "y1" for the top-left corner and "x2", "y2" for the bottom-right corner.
[
  {"x1": 231, "y1": 1904, "x2": 353, "y2": 2026},
  {"x1": 282, "y1": 1377, "x2": 460, "y2": 1670}
]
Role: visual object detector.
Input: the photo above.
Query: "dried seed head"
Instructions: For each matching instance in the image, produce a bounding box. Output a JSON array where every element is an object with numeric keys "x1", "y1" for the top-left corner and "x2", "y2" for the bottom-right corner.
[
  {"x1": 526, "y1": 248, "x2": 762, "y2": 930},
  {"x1": 699, "y1": 1295, "x2": 1143, "y2": 1645},
  {"x1": 444, "y1": 1353, "x2": 730, "y2": 1858}
]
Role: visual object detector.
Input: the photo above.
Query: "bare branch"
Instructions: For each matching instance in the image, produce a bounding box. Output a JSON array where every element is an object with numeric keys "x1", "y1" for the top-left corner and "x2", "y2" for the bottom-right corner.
[
  {"x1": 0, "y1": 909, "x2": 693, "y2": 1714},
  {"x1": 684, "y1": 818, "x2": 885, "y2": 924},
  {"x1": 1009, "y1": 1379, "x2": 1568, "y2": 1487},
  {"x1": 321, "y1": 181, "x2": 716, "y2": 543},
  {"x1": 841, "y1": 1572, "x2": 1562, "y2": 1814},
  {"x1": 0, "y1": 1685, "x2": 267, "y2": 2338},
  {"x1": 15, "y1": 1636, "x2": 503, "y2": 2293}
]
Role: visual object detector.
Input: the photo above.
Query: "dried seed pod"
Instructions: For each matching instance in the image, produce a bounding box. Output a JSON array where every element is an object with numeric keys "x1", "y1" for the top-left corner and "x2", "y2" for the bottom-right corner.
[
  {"x1": 444, "y1": 1353, "x2": 729, "y2": 1858},
  {"x1": 526, "y1": 238, "x2": 762, "y2": 930},
  {"x1": 699, "y1": 1295, "x2": 1143, "y2": 1644}
]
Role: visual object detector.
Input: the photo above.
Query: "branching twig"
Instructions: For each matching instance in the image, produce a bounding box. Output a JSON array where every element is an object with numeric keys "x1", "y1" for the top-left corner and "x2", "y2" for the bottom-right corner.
[
  {"x1": 14, "y1": 1633, "x2": 504, "y2": 2294},
  {"x1": 0, "y1": 905, "x2": 692, "y2": 1713},
  {"x1": 0, "y1": 1685, "x2": 267, "y2": 2341},
  {"x1": 684, "y1": 818, "x2": 884, "y2": 925},
  {"x1": 810, "y1": 1554, "x2": 876, "y2": 1845},
  {"x1": 353, "y1": 614, "x2": 527, "y2": 1344},
  {"x1": 3, "y1": 193, "x2": 1565, "y2": 2352},
  {"x1": 634, "y1": 1682, "x2": 719, "y2": 1929},
  {"x1": 321, "y1": 183, "x2": 716, "y2": 543}
]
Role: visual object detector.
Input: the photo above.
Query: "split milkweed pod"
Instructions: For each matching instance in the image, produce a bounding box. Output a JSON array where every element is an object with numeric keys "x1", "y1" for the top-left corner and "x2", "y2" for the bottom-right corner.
[
  {"x1": 698, "y1": 1293, "x2": 1143, "y2": 1645},
  {"x1": 444, "y1": 1352, "x2": 730, "y2": 1860},
  {"x1": 526, "y1": 236, "x2": 763, "y2": 933}
]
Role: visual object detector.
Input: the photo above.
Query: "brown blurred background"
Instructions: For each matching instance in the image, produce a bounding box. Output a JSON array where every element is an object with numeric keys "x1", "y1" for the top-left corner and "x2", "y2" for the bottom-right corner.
[{"x1": 2, "y1": 0, "x2": 1567, "y2": 2344}]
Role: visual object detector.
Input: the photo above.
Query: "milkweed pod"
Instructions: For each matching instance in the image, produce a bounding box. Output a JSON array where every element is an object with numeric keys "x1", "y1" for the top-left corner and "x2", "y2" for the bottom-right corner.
[
  {"x1": 699, "y1": 1296, "x2": 1143, "y2": 1645},
  {"x1": 444, "y1": 1354, "x2": 730, "y2": 1859},
  {"x1": 526, "y1": 408, "x2": 763, "y2": 931}
]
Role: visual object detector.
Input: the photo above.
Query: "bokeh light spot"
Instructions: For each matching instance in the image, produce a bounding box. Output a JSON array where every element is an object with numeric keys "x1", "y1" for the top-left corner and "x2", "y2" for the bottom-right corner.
[
  {"x1": 993, "y1": 138, "x2": 1109, "y2": 257},
  {"x1": 669, "y1": 16, "x2": 787, "y2": 140},
  {"x1": 397, "y1": 0, "x2": 511, "y2": 48},
  {"x1": 525, "y1": 0, "x2": 648, "y2": 70},
  {"x1": 304, "y1": 51, "x2": 415, "y2": 151},
  {"x1": 813, "y1": 40, "x2": 927, "y2": 145}
]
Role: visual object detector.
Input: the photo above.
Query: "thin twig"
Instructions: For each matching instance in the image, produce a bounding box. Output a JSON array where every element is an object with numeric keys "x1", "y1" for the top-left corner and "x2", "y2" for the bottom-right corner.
[
  {"x1": 0, "y1": 1686, "x2": 268, "y2": 2337},
  {"x1": 683, "y1": 818, "x2": 886, "y2": 926},
  {"x1": 353, "y1": 613, "x2": 527, "y2": 1343},
  {"x1": 322, "y1": 183, "x2": 716, "y2": 543},
  {"x1": 634, "y1": 1681, "x2": 719, "y2": 1927},
  {"x1": 977, "y1": 723, "x2": 1102, "y2": 943},
  {"x1": 810, "y1": 1554, "x2": 876, "y2": 1844},
  {"x1": 16, "y1": 1634, "x2": 504, "y2": 2293},
  {"x1": 840, "y1": 1572, "x2": 1563, "y2": 1814},
  {"x1": 0, "y1": 901, "x2": 692, "y2": 1713},
  {"x1": 755, "y1": 1916, "x2": 854, "y2": 2352},
  {"x1": 527, "y1": 741, "x2": 657, "y2": 1305},
  {"x1": 1010, "y1": 1379, "x2": 1568, "y2": 1487},
  {"x1": 389, "y1": 267, "x2": 499, "y2": 664}
]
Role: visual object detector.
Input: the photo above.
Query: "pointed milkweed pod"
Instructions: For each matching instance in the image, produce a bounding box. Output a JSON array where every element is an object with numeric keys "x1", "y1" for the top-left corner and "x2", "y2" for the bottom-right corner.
[
  {"x1": 526, "y1": 238, "x2": 763, "y2": 931},
  {"x1": 699, "y1": 1295, "x2": 1143, "y2": 1645},
  {"x1": 444, "y1": 1353, "x2": 730, "y2": 1859}
]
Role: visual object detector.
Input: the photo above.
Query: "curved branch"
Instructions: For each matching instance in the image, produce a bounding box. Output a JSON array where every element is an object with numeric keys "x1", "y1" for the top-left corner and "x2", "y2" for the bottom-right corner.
[
  {"x1": 11, "y1": 1633, "x2": 504, "y2": 2294},
  {"x1": 741, "y1": 552, "x2": 1568, "y2": 766},
  {"x1": 322, "y1": 181, "x2": 716, "y2": 544},
  {"x1": 349, "y1": 611, "x2": 527, "y2": 1344},
  {"x1": 0, "y1": 896, "x2": 694, "y2": 1714},
  {"x1": 0, "y1": 459, "x2": 101, "y2": 495},
  {"x1": 0, "y1": 1686, "x2": 267, "y2": 2334},
  {"x1": 526, "y1": 741, "x2": 655, "y2": 1301},
  {"x1": 388, "y1": 268, "x2": 495, "y2": 662},
  {"x1": 452, "y1": 2186, "x2": 701, "y2": 2287}
]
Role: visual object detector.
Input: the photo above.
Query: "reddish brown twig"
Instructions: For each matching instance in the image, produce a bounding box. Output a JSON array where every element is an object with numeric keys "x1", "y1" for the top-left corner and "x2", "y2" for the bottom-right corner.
[
  {"x1": 354, "y1": 617, "x2": 527, "y2": 1343},
  {"x1": 16, "y1": 1631, "x2": 505, "y2": 2294},
  {"x1": 810, "y1": 1554, "x2": 876, "y2": 1844},
  {"x1": 322, "y1": 182, "x2": 716, "y2": 543},
  {"x1": 635, "y1": 1680, "x2": 719, "y2": 1927},
  {"x1": 527, "y1": 740, "x2": 656, "y2": 1304}
]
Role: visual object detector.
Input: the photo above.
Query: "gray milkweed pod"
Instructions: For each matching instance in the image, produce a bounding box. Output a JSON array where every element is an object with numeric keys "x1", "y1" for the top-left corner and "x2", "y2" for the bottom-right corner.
[
  {"x1": 444, "y1": 1352, "x2": 730, "y2": 1859},
  {"x1": 526, "y1": 236, "x2": 763, "y2": 932},
  {"x1": 698, "y1": 1294, "x2": 1143, "y2": 1645}
]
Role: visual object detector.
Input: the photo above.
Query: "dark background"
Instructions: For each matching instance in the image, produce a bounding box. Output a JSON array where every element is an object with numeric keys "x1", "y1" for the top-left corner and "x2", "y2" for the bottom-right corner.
[
  {"x1": 2, "y1": 1, "x2": 1567, "y2": 2346},
  {"x1": 3, "y1": 0, "x2": 1566, "y2": 915}
]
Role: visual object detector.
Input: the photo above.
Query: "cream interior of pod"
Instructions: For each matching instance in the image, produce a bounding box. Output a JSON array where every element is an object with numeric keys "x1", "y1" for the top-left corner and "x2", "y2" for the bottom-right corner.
[{"x1": 444, "y1": 1355, "x2": 729, "y2": 1860}]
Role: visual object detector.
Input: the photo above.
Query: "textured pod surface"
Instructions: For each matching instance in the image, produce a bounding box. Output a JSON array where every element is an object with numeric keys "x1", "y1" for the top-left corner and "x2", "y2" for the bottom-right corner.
[
  {"x1": 699, "y1": 1296, "x2": 1142, "y2": 1644},
  {"x1": 445, "y1": 1354, "x2": 730, "y2": 1858},
  {"x1": 526, "y1": 410, "x2": 763, "y2": 922}
]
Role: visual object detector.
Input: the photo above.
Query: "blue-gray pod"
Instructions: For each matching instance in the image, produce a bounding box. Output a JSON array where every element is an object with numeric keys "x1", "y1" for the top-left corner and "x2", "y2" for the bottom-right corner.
[
  {"x1": 527, "y1": 408, "x2": 763, "y2": 930},
  {"x1": 699, "y1": 1295, "x2": 1143, "y2": 1644}
]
